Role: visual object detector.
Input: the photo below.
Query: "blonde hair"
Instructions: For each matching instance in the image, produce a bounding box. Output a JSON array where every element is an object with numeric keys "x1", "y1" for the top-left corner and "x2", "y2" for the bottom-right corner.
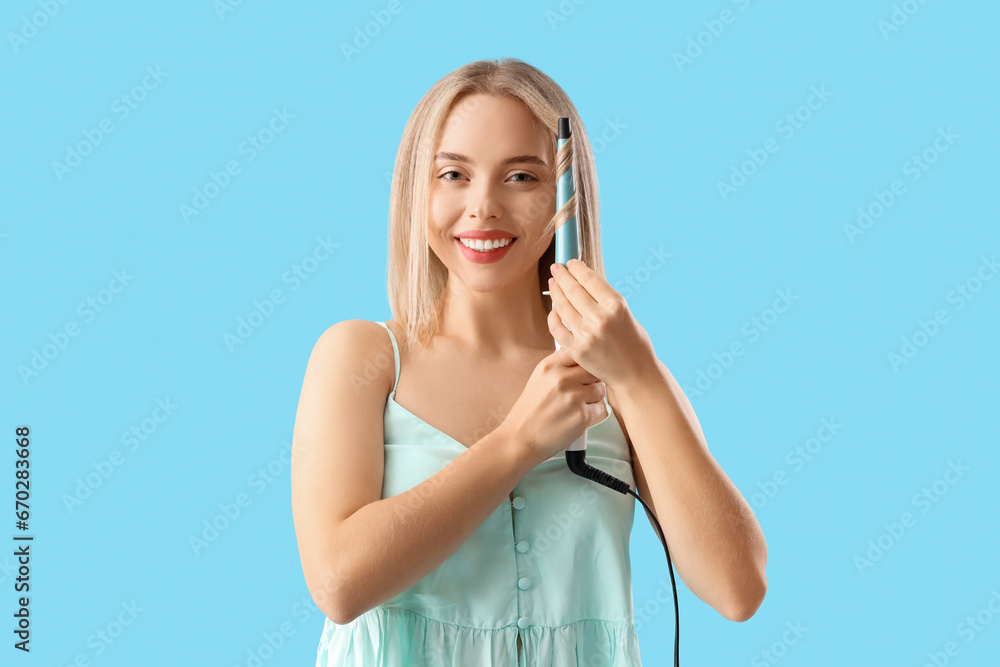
[{"x1": 386, "y1": 57, "x2": 604, "y2": 351}]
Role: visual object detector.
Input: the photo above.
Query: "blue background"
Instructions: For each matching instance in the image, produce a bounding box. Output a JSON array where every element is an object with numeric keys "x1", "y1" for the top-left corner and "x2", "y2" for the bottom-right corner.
[{"x1": 3, "y1": 1, "x2": 998, "y2": 665}]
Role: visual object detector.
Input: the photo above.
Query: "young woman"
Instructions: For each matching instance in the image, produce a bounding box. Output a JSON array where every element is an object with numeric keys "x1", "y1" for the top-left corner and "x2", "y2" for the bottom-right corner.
[{"x1": 291, "y1": 58, "x2": 767, "y2": 666}]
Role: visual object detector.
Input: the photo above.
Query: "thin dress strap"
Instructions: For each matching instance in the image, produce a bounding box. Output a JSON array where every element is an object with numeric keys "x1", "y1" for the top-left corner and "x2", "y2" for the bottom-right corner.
[{"x1": 375, "y1": 321, "x2": 400, "y2": 397}]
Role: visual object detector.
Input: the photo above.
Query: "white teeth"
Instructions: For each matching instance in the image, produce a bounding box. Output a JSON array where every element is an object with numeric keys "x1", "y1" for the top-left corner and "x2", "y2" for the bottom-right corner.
[{"x1": 459, "y1": 237, "x2": 513, "y2": 251}]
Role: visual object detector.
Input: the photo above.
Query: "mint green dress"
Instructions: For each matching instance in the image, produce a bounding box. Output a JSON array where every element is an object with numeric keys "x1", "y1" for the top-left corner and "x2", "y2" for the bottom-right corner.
[{"x1": 315, "y1": 321, "x2": 643, "y2": 666}]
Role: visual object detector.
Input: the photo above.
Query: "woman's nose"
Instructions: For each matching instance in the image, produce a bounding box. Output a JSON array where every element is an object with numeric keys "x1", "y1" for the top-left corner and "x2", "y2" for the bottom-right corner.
[{"x1": 467, "y1": 179, "x2": 502, "y2": 220}]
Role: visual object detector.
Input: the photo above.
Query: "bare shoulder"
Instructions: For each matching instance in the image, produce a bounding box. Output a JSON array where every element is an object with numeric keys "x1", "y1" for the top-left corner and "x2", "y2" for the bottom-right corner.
[
  {"x1": 309, "y1": 319, "x2": 396, "y2": 399},
  {"x1": 291, "y1": 319, "x2": 397, "y2": 620}
]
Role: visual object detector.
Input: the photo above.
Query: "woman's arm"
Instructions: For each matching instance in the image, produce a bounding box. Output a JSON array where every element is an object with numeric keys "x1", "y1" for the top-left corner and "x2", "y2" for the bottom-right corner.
[
  {"x1": 610, "y1": 357, "x2": 768, "y2": 622},
  {"x1": 291, "y1": 321, "x2": 537, "y2": 625}
]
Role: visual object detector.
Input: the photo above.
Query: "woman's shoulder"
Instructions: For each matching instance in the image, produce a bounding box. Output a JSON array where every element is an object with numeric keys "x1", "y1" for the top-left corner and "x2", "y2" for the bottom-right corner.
[
  {"x1": 317, "y1": 319, "x2": 399, "y2": 351},
  {"x1": 316, "y1": 318, "x2": 387, "y2": 341},
  {"x1": 311, "y1": 319, "x2": 397, "y2": 393}
]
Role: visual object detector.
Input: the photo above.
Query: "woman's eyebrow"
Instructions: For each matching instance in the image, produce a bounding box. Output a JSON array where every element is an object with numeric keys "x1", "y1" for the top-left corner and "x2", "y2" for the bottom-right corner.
[{"x1": 434, "y1": 151, "x2": 548, "y2": 167}]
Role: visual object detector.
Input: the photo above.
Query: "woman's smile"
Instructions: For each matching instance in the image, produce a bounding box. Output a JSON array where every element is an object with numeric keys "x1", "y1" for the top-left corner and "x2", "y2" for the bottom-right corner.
[{"x1": 455, "y1": 236, "x2": 517, "y2": 263}]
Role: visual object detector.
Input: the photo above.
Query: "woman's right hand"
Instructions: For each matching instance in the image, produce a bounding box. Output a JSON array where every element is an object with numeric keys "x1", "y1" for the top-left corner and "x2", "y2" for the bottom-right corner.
[{"x1": 501, "y1": 347, "x2": 608, "y2": 465}]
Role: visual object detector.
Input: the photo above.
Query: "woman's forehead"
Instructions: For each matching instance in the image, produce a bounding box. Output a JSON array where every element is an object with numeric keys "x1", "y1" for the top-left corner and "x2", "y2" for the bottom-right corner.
[{"x1": 437, "y1": 95, "x2": 551, "y2": 161}]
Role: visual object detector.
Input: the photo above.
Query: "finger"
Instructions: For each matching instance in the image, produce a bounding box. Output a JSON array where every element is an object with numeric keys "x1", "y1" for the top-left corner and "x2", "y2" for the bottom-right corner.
[
  {"x1": 588, "y1": 391, "x2": 609, "y2": 424},
  {"x1": 587, "y1": 380, "x2": 607, "y2": 400},
  {"x1": 562, "y1": 258, "x2": 621, "y2": 313},
  {"x1": 549, "y1": 277, "x2": 583, "y2": 335},
  {"x1": 548, "y1": 308, "x2": 576, "y2": 356},
  {"x1": 550, "y1": 263, "x2": 597, "y2": 322}
]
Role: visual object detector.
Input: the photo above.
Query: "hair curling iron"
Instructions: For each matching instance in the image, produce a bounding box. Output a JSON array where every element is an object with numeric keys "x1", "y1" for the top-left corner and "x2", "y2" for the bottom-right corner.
[{"x1": 549, "y1": 116, "x2": 681, "y2": 667}]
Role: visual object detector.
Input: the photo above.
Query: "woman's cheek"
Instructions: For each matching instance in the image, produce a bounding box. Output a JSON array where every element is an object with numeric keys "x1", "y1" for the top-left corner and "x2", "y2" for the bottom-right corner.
[
  {"x1": 520, "y1": 188, "x2": 556, "y2": 227},
  {"x1": 430, "y1": 193, "x2": 459, "y2": 228}
]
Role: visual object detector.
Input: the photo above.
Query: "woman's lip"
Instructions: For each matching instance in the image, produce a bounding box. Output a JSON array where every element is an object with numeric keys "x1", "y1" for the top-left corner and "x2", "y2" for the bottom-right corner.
[
  {"x1": 454, "y1": 235, "x2": 517, "y2": 240},
  {"x1": 455, "y1": 237, "x2": 516, "y2": 264}
]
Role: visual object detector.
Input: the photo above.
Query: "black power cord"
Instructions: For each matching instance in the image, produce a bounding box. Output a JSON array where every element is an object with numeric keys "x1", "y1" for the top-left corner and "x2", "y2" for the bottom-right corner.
[{"x1": 566, "y1": 450, "x2": 679, "y2": 667}]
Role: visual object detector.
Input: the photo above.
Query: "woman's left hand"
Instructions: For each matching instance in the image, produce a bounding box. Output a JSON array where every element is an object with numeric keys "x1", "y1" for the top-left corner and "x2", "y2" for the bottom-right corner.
[{"x1": 547, "y1": 258, "x2": 656, "y2": 388}]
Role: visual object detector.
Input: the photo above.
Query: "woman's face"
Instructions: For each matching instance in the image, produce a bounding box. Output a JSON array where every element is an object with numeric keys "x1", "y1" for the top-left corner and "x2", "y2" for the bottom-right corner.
[{"x1": 428, "y1": 93, "x2": 556, "y2": 291}]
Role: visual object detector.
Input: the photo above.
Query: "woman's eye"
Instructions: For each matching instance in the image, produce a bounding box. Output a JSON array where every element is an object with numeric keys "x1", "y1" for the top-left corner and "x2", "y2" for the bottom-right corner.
[{"x1": 437, "y1": 171, "x2": 537, "y2": 183}]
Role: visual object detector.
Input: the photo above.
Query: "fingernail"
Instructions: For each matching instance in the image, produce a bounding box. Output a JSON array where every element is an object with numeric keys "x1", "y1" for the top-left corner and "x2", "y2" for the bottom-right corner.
[{"x1": 551, "y1": 263, "x2": 563, "y2": 273}]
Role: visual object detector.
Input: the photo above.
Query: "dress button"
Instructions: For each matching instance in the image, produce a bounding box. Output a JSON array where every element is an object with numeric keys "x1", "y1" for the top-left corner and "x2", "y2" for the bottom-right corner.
[
  {"x1": 517, "y1": 616, "x2": 530, "y2": 630},
  {"x1": 516, "y1": 540, "x2": 529, "y2": 553},
  {"x1": 512, "y1": 496, "x2": 526, "y2": 510},
  {"x1": 518, "y1": 577, "x2": 532, "y2": 590}
]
